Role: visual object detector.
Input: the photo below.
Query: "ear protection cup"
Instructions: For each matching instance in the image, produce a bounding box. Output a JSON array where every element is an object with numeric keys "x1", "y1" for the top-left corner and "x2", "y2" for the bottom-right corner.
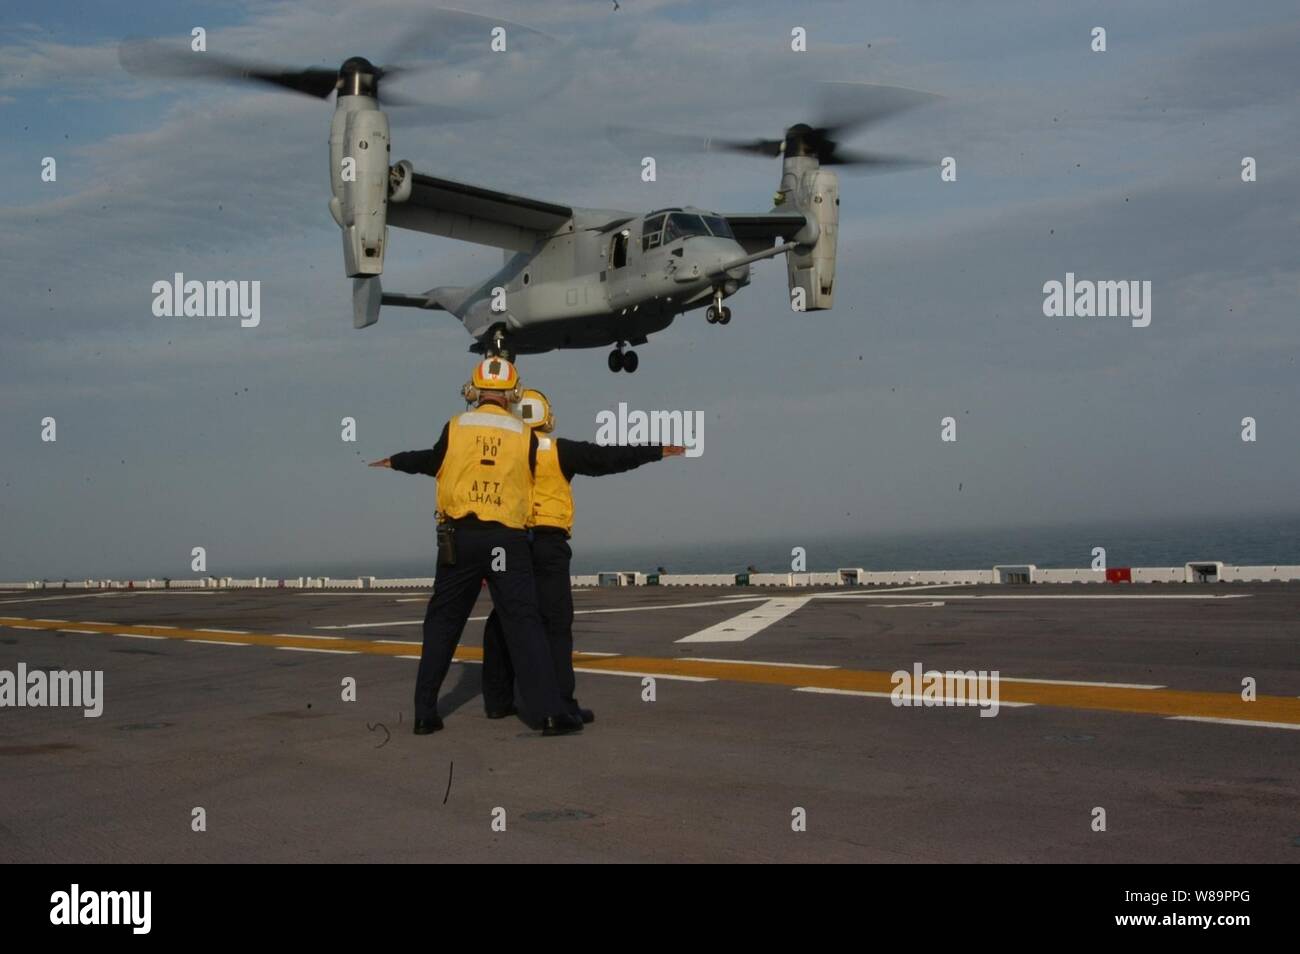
[{"x1": 461, "y1": 382, "x2": 519, "y2": 404}]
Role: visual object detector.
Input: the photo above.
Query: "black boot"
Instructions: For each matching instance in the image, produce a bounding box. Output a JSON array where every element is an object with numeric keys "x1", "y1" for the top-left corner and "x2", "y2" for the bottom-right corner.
[
  {"x1": 542, "y1": 712, "x2": 583, "y2": 736},
  {"x1": 413, "y1": 715, "x2": 444, "y2": 735}
]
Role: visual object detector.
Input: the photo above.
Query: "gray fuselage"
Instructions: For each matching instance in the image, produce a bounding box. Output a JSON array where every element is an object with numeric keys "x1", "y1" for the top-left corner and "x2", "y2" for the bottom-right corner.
[{"x1": 455, "y1": 206, "x2": 750, "y2": 353}]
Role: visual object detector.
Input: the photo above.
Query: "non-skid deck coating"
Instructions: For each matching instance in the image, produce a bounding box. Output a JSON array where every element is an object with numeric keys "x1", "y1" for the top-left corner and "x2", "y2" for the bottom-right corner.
[{"x1": 1, "y1": 582, "x2": 1298, "y2": 863}]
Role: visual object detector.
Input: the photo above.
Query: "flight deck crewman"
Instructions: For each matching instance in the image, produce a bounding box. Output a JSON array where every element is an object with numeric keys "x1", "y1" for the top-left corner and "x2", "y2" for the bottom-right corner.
[
  {"x1": 368, "y1": 358, "x2": 583, "y2": 737},
  {"x1": 481, "y1": 388, "x2": 686, "y2": 723}
]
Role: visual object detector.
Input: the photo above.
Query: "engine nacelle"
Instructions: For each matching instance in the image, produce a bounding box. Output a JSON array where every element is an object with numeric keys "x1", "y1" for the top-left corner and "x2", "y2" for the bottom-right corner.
[
  {"x1": 778, "y1": 160, "x2": 838, "y2": 311},
  {"x1": 328, "y1": 98, "x2": 390, "y2": 277}
]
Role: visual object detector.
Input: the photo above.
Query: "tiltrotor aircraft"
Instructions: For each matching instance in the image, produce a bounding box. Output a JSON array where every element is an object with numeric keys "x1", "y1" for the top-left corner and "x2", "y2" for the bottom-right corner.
[{"x1": 121, "y1": 17, "x2": 934, "y2": 372}]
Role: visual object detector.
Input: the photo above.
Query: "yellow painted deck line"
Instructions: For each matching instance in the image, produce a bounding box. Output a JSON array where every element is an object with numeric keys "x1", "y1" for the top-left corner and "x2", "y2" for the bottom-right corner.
[{"x1": 4, "y1": 615, "x2": 1300, "y2": 726}]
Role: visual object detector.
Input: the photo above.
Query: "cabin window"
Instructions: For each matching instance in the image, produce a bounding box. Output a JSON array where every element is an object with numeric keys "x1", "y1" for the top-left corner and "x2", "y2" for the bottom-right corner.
[{"x1": 610, "y1": 230, "x2": 629, "y2": 269}]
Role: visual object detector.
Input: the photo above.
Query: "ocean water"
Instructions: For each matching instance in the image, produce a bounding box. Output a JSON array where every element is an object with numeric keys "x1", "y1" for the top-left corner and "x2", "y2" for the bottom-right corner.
[
  {"x1": 570, "y1": 513, "x2": 1300, "y2": 575},
  {"x1": 261, "y1": 512, "x2": 1300, "y2": 580}
]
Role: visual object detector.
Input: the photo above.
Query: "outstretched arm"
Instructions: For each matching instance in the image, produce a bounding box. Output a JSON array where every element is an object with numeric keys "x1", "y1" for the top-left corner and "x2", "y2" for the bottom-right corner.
[
  {"x1": 556, "y1": 439, "x2": 685, "y2": 481},
  {"x1": 368, "y1": 423, "x2": 450, "y2": 476}
]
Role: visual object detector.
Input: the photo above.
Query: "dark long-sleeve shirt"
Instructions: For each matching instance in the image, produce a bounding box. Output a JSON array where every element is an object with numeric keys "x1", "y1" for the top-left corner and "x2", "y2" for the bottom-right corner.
[{"x1": 554, "y1": 438, "x2": 663, "y2": 481}]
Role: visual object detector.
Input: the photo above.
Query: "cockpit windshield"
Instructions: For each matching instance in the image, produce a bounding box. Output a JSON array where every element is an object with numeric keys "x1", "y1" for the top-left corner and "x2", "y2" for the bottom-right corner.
[
  {"x1": 642, "y1": 211, "x2": 734, "y2": 251},
  {"x1": 701, "y1": 215, "x2": 734, "y2": 239},
  {"x1": 662, "y1": 213, "x2": 710, "y2": 243}
]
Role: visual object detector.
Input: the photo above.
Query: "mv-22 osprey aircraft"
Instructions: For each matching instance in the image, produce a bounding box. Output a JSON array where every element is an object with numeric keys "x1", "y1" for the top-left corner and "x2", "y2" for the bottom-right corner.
[{"x1": 122, "y1": 26, "x2": 934, "y2": 372}]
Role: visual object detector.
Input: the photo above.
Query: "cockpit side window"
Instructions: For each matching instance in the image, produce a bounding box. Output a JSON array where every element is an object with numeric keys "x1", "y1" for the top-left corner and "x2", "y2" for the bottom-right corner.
[
  {"x1": 641, "y1": 214, "x2": 666, "y2": 252},
  {"x1": 663, "y1": 213, "x2": 709, "y2": 244},
  {"x1": 701, "y1": 215, "x2": 734, "y2": 239}
]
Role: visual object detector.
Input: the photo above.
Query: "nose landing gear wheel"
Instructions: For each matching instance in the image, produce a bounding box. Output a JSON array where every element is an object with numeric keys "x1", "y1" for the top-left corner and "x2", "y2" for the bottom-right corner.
[
  {"x1": 608, "y1": 348, "x2": 624, "y2": 373},
  {"x1": 622, "y1": 350, "x2": 639, "y2": 373},
  {"x1": 486, "y1": 327, "x2": 515, "y2": 361},
  {"x1": 706, "y1": 306, "x2": 718, "y2": 324},
  {"x1": 718, "y1": 307, "x2": 732, "y2": 325}
]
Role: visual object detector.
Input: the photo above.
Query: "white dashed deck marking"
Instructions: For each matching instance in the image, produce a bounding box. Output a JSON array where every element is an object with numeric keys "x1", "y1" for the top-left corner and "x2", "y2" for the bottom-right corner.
[
  {"x1": 1166, "y1": 716, "x2": 1300, "y2": 731},
  {"x1": 827, "y1": 593, "x2": 1250, "y2": 601},
  {"x1": 794, "y1": 686, "x2": 1035, "y2": 707},
  {"x1": 572, "y1": 667, "x2": 715, "y2": 682},
  {"x1": 276, "y1": 646, "x2": 359, "y2": 655},
  {"x1": 316, "y1": 595, "x2": 774, "y2": 630},
  {"x1": 683, "y1": 657, "x2": 838, "y2": 669},
  {"x1": 1001, "y1": 676, "x2": 1165, "y2": 689},
  {"x1": 0, "y1": 593, "x2": 121, "y2": 604},
  {"x1": 676, "y1": 597, "x2": 814, "y2": 643}
]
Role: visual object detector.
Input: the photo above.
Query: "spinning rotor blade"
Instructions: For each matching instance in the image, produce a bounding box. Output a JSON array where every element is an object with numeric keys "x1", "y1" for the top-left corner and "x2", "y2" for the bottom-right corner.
[
  {"x1": 119, "y1": 8, "x2": 562, "y2": 116},
  {"x1": 816, "y1": 147, "x2": 931, "y2": 171},
  {"x1": 608, "y1": 82, "x2": 940, "y2": 171},
  {"x1": 784, "y1": 83, "x2": 941, "y2": 167},
  {"x1": 118, "y1": 39, "x2": 341, "y2": 98},
  {"x1": 383, "y1": 7, "x2": 558, "y2": 64},
  {"x1": 712, "y1": 137, "x2": 784, "y2": 158},
  {"x1": 814, "y1": 82, "x2": 942, "y2": 139}
]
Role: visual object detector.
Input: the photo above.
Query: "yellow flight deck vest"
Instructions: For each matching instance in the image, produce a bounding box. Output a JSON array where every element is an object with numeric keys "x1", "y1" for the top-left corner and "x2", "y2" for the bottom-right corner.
[
  {"x1": 528, "y1": 436, "x2": 574, "y2": 533},
  {"x1": 436, "y1": 404, "x2": 533, "y2": 529}
]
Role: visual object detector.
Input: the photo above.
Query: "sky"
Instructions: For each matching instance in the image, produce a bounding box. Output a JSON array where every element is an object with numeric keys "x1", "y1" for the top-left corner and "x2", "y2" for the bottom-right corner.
[{"x1": 1, "y1": 0, "x2": 1297, "y2": 580}]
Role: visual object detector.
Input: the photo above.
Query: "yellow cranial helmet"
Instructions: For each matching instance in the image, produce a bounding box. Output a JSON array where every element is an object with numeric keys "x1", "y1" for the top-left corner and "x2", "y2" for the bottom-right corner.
[
  {"x1": 515, "y1": 388, "x2": 554, "y2": 432},
  {"x1": 462, "y1": 356, "x2": 522, "y2": 403}
]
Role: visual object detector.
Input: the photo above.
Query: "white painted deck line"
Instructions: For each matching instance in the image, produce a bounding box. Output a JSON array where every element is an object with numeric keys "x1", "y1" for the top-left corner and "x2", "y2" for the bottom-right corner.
[{"x1": 677, "y1": 597, "x2": 814, "y2": 643}]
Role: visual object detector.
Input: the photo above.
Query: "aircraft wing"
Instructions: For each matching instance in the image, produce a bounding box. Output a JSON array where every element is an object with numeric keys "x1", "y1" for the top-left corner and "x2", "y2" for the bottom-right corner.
[
  {"x1": 387, "y1": 171, "x2": 574, "y2": 252},
  {"x1": 723, "y1": 212, "x2": 809, "y2": 254}
]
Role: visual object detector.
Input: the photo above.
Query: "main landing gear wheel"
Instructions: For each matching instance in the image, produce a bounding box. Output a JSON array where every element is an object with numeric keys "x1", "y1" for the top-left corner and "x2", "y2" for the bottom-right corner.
[{"x1": 608, "y1": 345, "x2": 638, "y2": 373}]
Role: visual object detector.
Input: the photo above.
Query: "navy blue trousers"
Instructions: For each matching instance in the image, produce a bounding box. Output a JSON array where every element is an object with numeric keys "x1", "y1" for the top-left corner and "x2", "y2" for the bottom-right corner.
[
  {"x1": 413, "y1": 523, "x2": 564, "y2": 723},
  {"x1": 481, "y1": 531, "x2": 577, "y2": 716}
]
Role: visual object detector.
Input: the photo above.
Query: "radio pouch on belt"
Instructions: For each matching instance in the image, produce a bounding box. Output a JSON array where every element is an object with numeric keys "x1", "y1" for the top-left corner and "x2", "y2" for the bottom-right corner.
[{"x1": 436, "y1": 524, "x2": 457, "y2": 567}]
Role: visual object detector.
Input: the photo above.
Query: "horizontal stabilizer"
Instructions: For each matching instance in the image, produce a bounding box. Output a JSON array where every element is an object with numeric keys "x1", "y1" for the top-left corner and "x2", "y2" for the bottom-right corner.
[
  {"x1": 379, "y1": 285, "x2": 475, "y2": 316},
  {"x1": 380, "y1": 292, "x2": 443, "y2": 310},
  {"x1": 422, "y1": 286, "x2": 476, "y2": 315}
]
